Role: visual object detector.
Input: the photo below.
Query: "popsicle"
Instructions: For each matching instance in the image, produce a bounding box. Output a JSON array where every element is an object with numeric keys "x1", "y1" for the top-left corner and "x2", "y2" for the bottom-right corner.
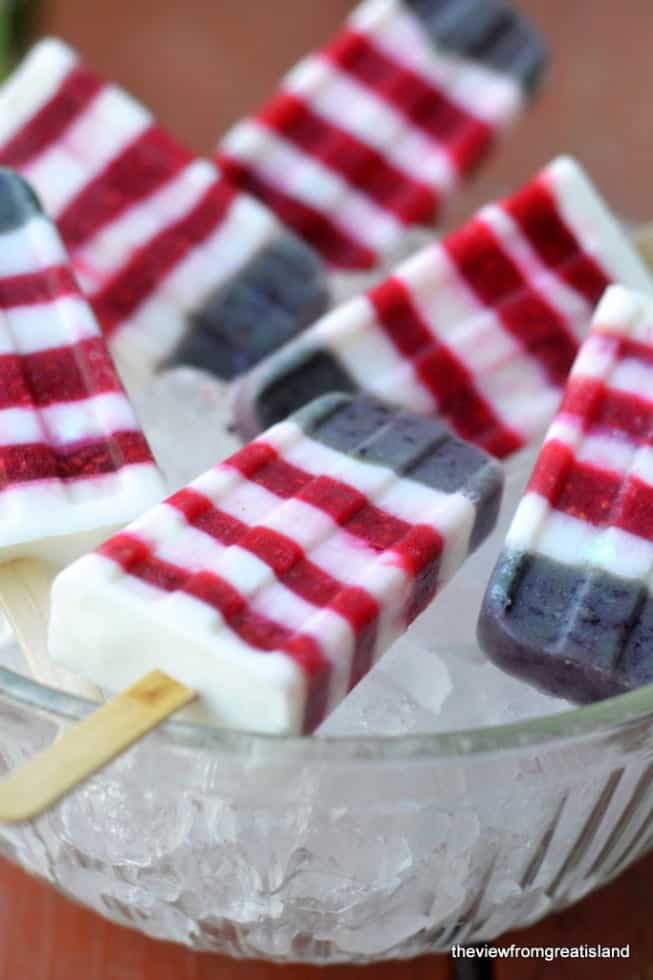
[
  {"x1": 478, "y1": 285, "x2": 653, "y2": 703},
  {"x1": 49, "y1": 392, "x2": 504, "y2": 734},
  {"x1": 0, "y1": 39, "x2": 329, "y2": 385},
  {"x1": 235, "y1": 157, "x2": 653, "y2": 458},
  {"x1": 216, "y1": 0, "x2": 548, "y2": 270},
  {"x1": 0, "y1": 168, "x2": 166, "y2": 690}
]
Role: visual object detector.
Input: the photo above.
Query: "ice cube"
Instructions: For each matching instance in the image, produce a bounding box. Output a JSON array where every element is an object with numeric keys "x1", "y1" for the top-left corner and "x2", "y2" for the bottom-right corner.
[{"x1": 133, "y1": 367, "x2": 241, "y2": 490}]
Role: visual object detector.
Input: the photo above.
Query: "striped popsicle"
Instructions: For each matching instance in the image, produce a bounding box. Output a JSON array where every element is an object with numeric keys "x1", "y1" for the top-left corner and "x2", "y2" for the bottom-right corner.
[
  {"x1": 216, "y1": 0, "x2": 547, "y2": 270},
  {"x1": 49, "y1": 393, "x2": 503, "y2": 733},
  {"x1": 235, "y1": 157, "x2": 653, "y2": 458},
  {"x1": 0, "y1": 39, "x2": 329, "y2": 383},
  {"x1": 479, "y1": 286, "x2": 653, "y2": 702},
  {"x1": 0, "y1": 168, "x2": 165, "y2": 563}
]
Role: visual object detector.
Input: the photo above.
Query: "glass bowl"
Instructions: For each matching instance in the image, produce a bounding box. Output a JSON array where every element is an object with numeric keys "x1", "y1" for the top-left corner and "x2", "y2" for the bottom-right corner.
[{"x1": 1, "y1": 401, "x2": 653, "y2": 965}]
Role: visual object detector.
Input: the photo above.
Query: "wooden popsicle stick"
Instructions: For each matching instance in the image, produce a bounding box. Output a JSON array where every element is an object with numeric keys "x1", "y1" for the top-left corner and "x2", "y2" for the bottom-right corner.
[
  {"x1": 0, "y1": 670, "x2": 195, "y2": 823},
  {"x1": 0, "y1": 559, "x2": 103, "y2": 702}
]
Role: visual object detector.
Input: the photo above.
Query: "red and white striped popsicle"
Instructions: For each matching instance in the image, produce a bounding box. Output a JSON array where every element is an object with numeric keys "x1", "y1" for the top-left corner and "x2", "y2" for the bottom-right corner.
[
  {"x1": 0, "y1": 169, "x2": 165, "y2": 564},
  {"x1": 49, "y1": 392, "x2": 503, "y2": 734},
  {"x1": 216, "y1": 0, "x2": 548, "y2": 270},
  {"x1": 0, "y1": 39, "x2": 329, "y2": 385},
  {"x1": 235, "y1": 157, "x2": 653, "y2": 458},
  {"x1": 479, "y1": 286, "x2": 653, "y2": 702},
  {"x1": 0, "y1": 168, "x2": 166, "y2": 697}
]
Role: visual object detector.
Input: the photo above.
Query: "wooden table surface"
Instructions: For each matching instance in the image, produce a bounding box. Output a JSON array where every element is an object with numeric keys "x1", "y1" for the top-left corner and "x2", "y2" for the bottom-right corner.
[{"x1": 4, "y1": 0, "x2": 652, "y2": 976}]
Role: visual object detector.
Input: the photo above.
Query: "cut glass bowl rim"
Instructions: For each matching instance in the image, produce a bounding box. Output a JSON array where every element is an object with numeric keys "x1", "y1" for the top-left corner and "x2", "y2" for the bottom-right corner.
[{"x1": 2, "y1": 665, "x2": 653, "y2": 764}]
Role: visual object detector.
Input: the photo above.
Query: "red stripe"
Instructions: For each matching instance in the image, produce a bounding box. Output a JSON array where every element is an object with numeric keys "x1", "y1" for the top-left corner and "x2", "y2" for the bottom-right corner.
[
  {"x1": 0, "y1": 337, "x2": 122, "y2": 409},
  {"x1": 530, "y1": 440, "x2": 653, "y2": 543},
  {"x1": 369, "y1": 276, "x2": 523, "y2": 458},
  {"x1": 258, "y1": 92, "x2": 439, "y2": 224},
  {"x1": 561, "y1": 377, "x2": 653, "y2": 444},
  {"x1": 57, "y1": 125, "x2": 193, "y2": 251},
  {"x1": 89, "y1": 177, "x2": 236, "y2": 336},
  {"x1": 444, "y1": 219, "x2": 579, "y2": 387},
  {"x1": 217, "y1": 151, "x2": 376, "y2": 269},
  {"x1": 0, "y1": 265, "x2": 79, "y2": 308},
  {"x1": 529, "y1": 442, "x2": 622, "y2": 525},
  {"x1": 0, "y1": 66, "x2": 103, "y2": 168},
  {"x1": 505, "y1": 177, "x2": 611, "y2": 306},
  {"x1": 99, "y1": 532, "x2": 332, "y2": 732},
  {"x1": 612, "y1": 334, "x2": 653, "y2": 367},
  {"x1": 169, "y1": 487, "x2": 380, "y2": 685},
  {"x1": 225, "y1": 442, "x2": 443, "y2": 586},
  {"x1": 325, "y1": 31, "x2": 493, "y2": 173},
  {"x1": 0, "y1": 431, "x2": 153, "y2": 487},
  {"x1": 615, "y1": 476, "x2": 653, "y2": 542}
]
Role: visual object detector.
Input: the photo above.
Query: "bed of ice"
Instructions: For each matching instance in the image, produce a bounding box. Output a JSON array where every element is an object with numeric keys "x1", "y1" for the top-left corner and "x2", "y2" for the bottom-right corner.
[{"x1": 1, "y1": 369, "x2": 646, "y2": 964}]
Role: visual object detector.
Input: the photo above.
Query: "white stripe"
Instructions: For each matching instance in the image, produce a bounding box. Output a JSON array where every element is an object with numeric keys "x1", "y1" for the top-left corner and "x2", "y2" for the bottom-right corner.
[
  {"x1": 510, "y1": 491, "x2": 653, "y2": 583},
  {"x1": 507, "y1": 494, "x2": 596, "y2": 567},
  {"x1": 545, "y1": 157, "x2": 653, "y2": 297},
  {"x1": 282, "y1": 427, "x2": 394, "y2": 497},
  {"x1": 221, "y1": 119, "x2": 404, "y2": 254},
  {"x1": 475, "y1": 355, "x2": 561, "y2": 444},
  {"x1": 282, "y1": 55, "x2": 454, "y2": 193},
  {"x1": 535, "y1": 507, "x2": 603, "y2": 569},
  {"x1": 546, "y1": 413, "x2": 584, "y2": 449},
  {"x1": 609, "y1": 352, "x2": 653, "y2": 404},
  {"x1": 589, "y1": 526, "x2": 653, "y2": 581},
  {"x1": 394, "y1": 242, "x2": 526, "y2": 379},
  {"x1": 0, "y1": 406, "x2": 44, "y2": 445},
  {"x1": 396, "y1": 243, "x2": 484, "y2": 338},
  {"x1": 315, "y1": 296, "x2": 435, "y2": 414},
  {"x1": 0, "y1": 392, "x2": 138, "y2": 448},
  {"x1": 77, "y1": 159, "x2": 217, "y2": 291},
  {"x1": 219, "y1": 474, "x2": 306, "y2": 534},
  {"x1": 632, "y1": 446, "x2": 653, "y2": 489},
  {"x1": 1, "y1": 293, "x2": 99, "y2": 354},
  {"x1": 0, "y1": 38, "x2": 77, "y2": 147},
  {"x1": 505, "y1": 490, "x2": 550, "y2": 552},
  {"x1": 576, "y1": 430, "x2": 638, "y2": 476},
  {"x1": 572, "y1": 332, "x2": 621, "y2": 382},
  {"x1": 24, "y1": 85, "x2": 151, "y2": 218},
  {"x1": 349, "y1": 0, "x2": 523, "y2": 127},
  {"x1": 251, "y1": 494, "x2": 337, "y2": 552},
  {"x1": 0, "y1": 216, "x2": 67, "y2": 277}
]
